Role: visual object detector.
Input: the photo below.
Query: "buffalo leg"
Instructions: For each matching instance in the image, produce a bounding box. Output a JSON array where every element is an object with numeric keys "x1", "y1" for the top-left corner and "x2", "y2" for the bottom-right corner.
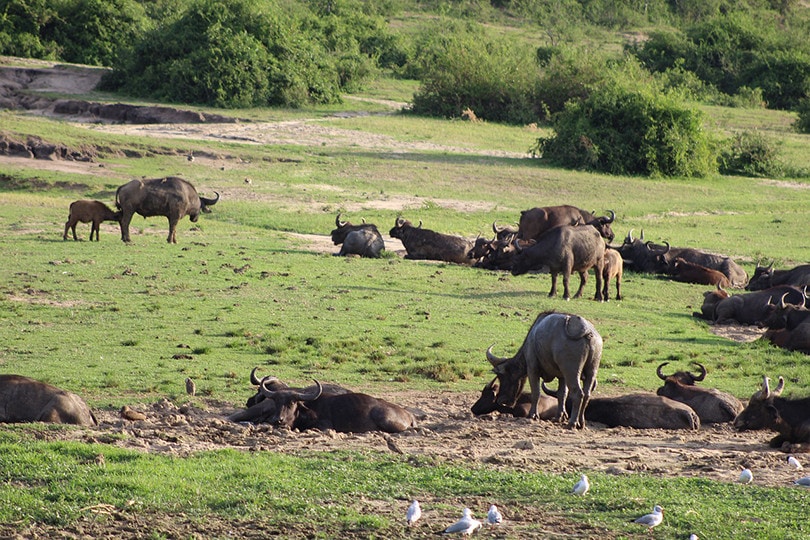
[
  {"x1": 167, "y1": 217, "x2": 179, "y2": 243},
  {"x1": 593, "y1": 258, "x2": 605, "y2": 302},
  {"x1": 554, "y1": 376, "x2": 569, "y2": 423},
  {"x1": 566, "y1": 381, "x2": 585, "y2": 429},
  {"x1": 527, "y1": 366, "x2": 542, "y2": 420},
  {"x1": 120, "y1": 211, "x2": 133, "y2": 242},
  {"x1": 548, "y1": 273, "x2": 558, "y2": 298},
  {"x1": 573, "y1": 271, "x2": 587, "y2": 298},
  {"x1": 91, "y1": 220, "x2": 100, "y2": 241},
  {"x1": 63, "y1": 219, "x2": 77, "y2": 241}
]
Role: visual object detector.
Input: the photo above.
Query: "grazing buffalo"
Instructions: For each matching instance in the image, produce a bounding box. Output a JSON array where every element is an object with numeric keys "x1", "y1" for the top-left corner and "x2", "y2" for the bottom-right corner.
[
  {"x1": 602, "y1": 248, "x2": 623, "y2": 301},
  {"x1": 0, "y1": 374, "x2": 97, "y2": 426},
  {"x1": 256, "y1": 380, "x2": 416, "y2": 433},
  {"x1": 511, "y1": 225, "x2": 606, "y2": 301},
  {"x1": 655, "y1": 362, "x2": 743, "y2": 424},
  {"x1": 470, "y1": 378, "x2": 557, "y2": 419},
  {"x1": 485, "y1": 311, "x2": 602, "y2": 429},
  {"x1": 747, "y1": 263, "x2": 810, "y2": 291},
  {"x1": 389, "y1": 217, "x2": 473, "y2": 265},
  {"x1": 330, "y1": 214, "x2": 384, "y2": 258},
  {"x1": 695, "y1": 285, "x2": 807, "y2": 325},
  {"x1": 517, "y1": 206, "x2": 615, "y2": 242},
  {"x1": 115, "y1": 176, "x2": 220, "y2": 243},
  {"x1": 734, "y1": 376, "x2": 810, "y2": 448},
  {"x1": 671, "y1": 258, "x2": 731, "y2": 288},
  {"x1": 63, "y1": 200, "x2": 122, "y2": 241}
]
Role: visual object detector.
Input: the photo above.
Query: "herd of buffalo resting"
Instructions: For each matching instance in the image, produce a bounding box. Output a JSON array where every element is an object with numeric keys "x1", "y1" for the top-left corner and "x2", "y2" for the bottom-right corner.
[{"x1": 3, "y1": 179, "x2": 808, "y2": 456}]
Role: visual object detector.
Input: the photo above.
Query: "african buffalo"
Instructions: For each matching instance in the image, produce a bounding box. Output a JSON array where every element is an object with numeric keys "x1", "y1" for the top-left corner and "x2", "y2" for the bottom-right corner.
[
  {"x1": 115, "y1": 176, "x2": 220, "y2": 243},
  {"x1": 492, "y1": 221, "x2": 519, "y2": 243},
  {"x1": 760, "y1": 294, "x2": 810, "y2": 330},
  {"x1": 330, "y1": 213, "x2": 384, "y2": 258},
  {"x1": 257, "y1": 380, "x2": 416, "y2": 433},
  {"x1": 656, "y1": 245, "x2": 748, "y2": 288},
  {"x1": 470, "y1": 378, "x2": 557, "y2": 419},
  {"x1": 734, "y1": 376, "x2": 810, "y2": 448},
  {"x1": 602, "y1": 247, "x2": 623, "y2": 301},
  {"x1": 616, "y1": 230, "x2": 664, "y2": 273},
  {"x1": 242, "y1": 368, "x2": 350, "y2": 409},
  {"x1": 695, "y1": 285, "x2": 807, "y2": 325},
  {"x1": 655, "y1": 362, "x2": 743, "y2": 424},
  {"x1": 747, "y1": 263, "x2": 810, "y2": 291},
  {"x1": 517, "y1": 206, "x2": 615, "y2": 242},
  {"x1": 671, "y1": 258, "x2": 731, "y2": 288},
  {"x1": 63, "y1": 200, "x2": 122, "y2": 241},
  {"x1": 485, "y1": 311, "x2": 602, "y2": 429},
  {"x1": 389, "y1": 217, "x2": 473, "y2": 265},
  {"x1": 511, "y1": 225, "x2": 606, "y2": 301},
  {"x1": 0, "y1": 374, "x2": 97, "y2": 426}
]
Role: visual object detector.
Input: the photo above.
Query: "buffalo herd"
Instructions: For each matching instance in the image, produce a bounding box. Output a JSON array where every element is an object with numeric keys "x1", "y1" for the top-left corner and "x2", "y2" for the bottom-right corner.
[{"x1": 44, "y1": 194, "x2": 810, "y2": 450}]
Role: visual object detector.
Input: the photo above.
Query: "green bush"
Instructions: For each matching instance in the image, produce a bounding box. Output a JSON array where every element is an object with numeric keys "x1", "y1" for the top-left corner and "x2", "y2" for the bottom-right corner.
[
  {"x1": 795, "y1": 98, "x2": 810, "y2": 134},
  {"x1": 535, "y1": 75, "x2": 717, "y2": 177},
  {"x1": 719, "y1": 131, "x2": 783, "y2": 177},
  {"x1": 101, "y1": 0, "x2": 341, "y2": 108},
  {"x1": 409, "y1": 20, "x2": 538, "y2": 124},
  {"x1": 0, "y1": 0, "x2": 60, "y2": 59}
]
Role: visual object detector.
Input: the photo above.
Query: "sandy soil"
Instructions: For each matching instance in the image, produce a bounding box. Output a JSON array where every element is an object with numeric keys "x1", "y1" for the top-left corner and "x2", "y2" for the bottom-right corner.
[{"x1": 2, "y1": 60, "x2": 806, "y2": 540}]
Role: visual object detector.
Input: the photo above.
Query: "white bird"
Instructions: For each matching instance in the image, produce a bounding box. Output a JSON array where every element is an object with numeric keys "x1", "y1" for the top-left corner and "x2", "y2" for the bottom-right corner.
[
  {"x1": 406, "y1": 500, "x2": 421, "y2": 526},
  {"x1": 633, "y1": 505, "x2": 664, "y2": 530},
  {"x1": 788, "y1": 456, "x2": 803, "y2": 470},
  {"x1": 738, "y1": 468, "x2": 753, "y2": 484},
  {"x1": 486, "y1": 504, "x2": 503, "y2": 525},
  {"x1": 689, "y1": 535, "x2": 699, "y2": 540},
  {"x1": 794, "y1": 476, "x2": 810, "y2": 487},
  {"x1": 443, "y1": 508, "x2": 482, "y2": 536},
  {"x1": 572, "y1": 474, "x2": 590, "y2": 496}
]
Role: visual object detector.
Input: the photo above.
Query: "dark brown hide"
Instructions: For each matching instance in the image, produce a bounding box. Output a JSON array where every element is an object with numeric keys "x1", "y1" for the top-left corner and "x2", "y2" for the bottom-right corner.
[
  {"x1": 0, "y1": 374, "x2": 96, "y2": 426},
  {"x1": 63, "y1": 200, "x2": 121, "y2": 241}
]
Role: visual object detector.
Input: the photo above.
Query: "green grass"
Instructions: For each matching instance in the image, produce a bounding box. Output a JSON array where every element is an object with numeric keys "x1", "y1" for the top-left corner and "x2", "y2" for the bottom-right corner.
[{"x1": 2, "y1": 67, "x2": 810, "y2": 537}]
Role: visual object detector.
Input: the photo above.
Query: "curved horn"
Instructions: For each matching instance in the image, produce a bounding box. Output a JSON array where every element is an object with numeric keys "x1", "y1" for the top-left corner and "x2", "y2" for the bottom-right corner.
[
  {"x1": 492, "y1": 221, "x2": 503, "y2": 234},
  {"x1": 336, "y1": 213, "x2": 346, "y2": 227},
  {"x1": 625, "y1": 229, "x2": 634, "y2": 244},
  {"x1": 250, "y1": 367, "x2": 262, "y2": 386},
  {"x1": 417, "y1": 220, "x2": 423, "y2": 229},
  {"x1": 656, "y1": 362, "x2": 670, "y2": 381},
  {"x1": 484, "y1": 377, "x2": 498, "y2": 392},
  {"x1": 361, "y1": 217, "x2": 366, "y2": 224},
  {"x1": 780, "y1": 292, "x2": 790, "y2": 309},
  {"x1": 512, "y1": 237, "x2": 524, "y2": 253},
  {"x1": 486, "y1": 344, "x2": 508, "y2": 367},
  {"x1": 298, "y1": 380, "x2": 323, "y2": 402},
  {"x1": 760, "y1": 376, "x2": 771, "y2": 399},
  {"x1": 691, "y1": 362, "x2": 707, "y2": 382},
  {"x1": 773, "y1": 376, "x2": 785, "y2": 396},
  {"x1": 767, "y1": 261, "x2": 774, "y2": 271},
  {"x1": 395, "y1": 216, "x2": 404, "y2": 227},
  {"x1": 605, "y1": 209, "x2": 615, "y2": 223},
  {"x1": 541, "y1": 381, "x2": 558, "y2": 397},
  {"x1": 200, "y1": 191, "x2": 220, "y2": 206}
]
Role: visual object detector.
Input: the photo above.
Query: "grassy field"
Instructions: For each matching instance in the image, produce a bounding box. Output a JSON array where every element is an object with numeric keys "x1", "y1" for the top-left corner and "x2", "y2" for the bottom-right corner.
[{"x1": 1, "y1": 67, "x2": 810, "y2": 538}]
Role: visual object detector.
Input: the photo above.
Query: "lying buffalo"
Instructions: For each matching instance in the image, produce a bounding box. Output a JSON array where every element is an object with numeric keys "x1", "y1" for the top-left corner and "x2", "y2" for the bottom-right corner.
[
  {"x1": 734, "y1": 376, "x2": 810, "y2": 448},
  {"x1": 485, "y1": 311, "x2": 602, "y2": 429},
  {"x1": 252, "y1": 379, "x2": 416, "y2": 433},
  {"x1": 655, "y1": 362, "x2": 743, "y2": 424},
  {"x1": 484, "y1": 382, "x2": 700, "y2": 429},
  {"x1": 696, "y1": 285, "x2": 807, "y2": 325},
  {"x1": 330, "y1": 213, "x2": 384, "y2": 258},
  {"x1": 116, "y1": 176, "x2": 220, "y2": 243},
  {"x1": 470, "y1": 378, "x2": 557, "y2": 420},
  {"x1": 0, "y1": 374, "x2": 97, "y2": 426}
]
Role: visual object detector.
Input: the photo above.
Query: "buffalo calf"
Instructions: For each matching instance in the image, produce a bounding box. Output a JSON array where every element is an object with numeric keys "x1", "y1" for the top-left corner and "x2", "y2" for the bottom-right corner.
[{"x1": 63, "y1": 200, "x2": 122, "y2": 241}]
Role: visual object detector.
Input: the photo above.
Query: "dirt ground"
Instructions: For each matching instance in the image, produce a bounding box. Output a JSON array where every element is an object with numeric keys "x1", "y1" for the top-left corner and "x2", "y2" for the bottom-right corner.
[{"x1": 2, "y1": 60, "x2": 806, "y2": 539}]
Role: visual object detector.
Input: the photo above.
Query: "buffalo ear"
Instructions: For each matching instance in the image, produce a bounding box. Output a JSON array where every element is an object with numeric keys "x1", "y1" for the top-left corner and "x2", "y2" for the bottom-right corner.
[{"x1": 766, "y1": 404, "x2": 781, "y2": 420}]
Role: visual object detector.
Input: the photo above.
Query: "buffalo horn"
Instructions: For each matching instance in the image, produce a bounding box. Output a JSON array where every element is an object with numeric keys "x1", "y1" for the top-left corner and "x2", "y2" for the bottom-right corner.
[
  {"x1": 417, "y1": 220, "x2": 423, "y2": 228},
  {"x1": 298, "y1": 380, "x2": 323, "y2": 401},
  {"x1": 605, "y1": 209, "x2": 615, "y2": 223},
  {"x1": 691, "y1": 362, "x2": 707, "y2": 382},
  {"x1": 336, "y1": 213, "x2": 347, "y2": 227},
  {"x1": 541, "y1": 381, "x2": 558, "y2": 397},
  {"x1": 200, "y1": 191, "x2": 220, "y2": 207},
  {"x1": 250, "y1": 367, "x2": 262, "y2": 385},
  {"x1": 512, "y1": 237, "x2": 523, "y2": 253},
  {"x1": 625, "y1": 229, "x2": 634, "y2": 244},
  {"x1": 486, "y1": 344, "x2": 508, "y2": 366},
  {"x1": 656, "y1": 362, "x2": 670, "y2": 381}
]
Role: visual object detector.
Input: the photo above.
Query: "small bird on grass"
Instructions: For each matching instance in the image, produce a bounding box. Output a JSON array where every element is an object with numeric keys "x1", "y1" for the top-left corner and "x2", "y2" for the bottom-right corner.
[
  {"x1": 486, "y1": 504, "x2": 502, "y2": 526},
  {"x1": 572, "y1": 474, "x2": 590, "y2": 496},
  {"x1": 185, "y1": 377, "x2": 196, "y2": 396},
  {"x1": 443, "y1": 508, "x2": 482, "y2": 537},
  {"x1": 406, "y1": 500, "x2": 421, "y2": 526},
  {"x1": 788, "y1": 456, "x2": 803, "y2": 470},
  {"x1": 738, "y1": 468, "x2": 753, "y2": 484},
  {"x1": 633, "y1": 505, "x2": 664, "y2": 531}
]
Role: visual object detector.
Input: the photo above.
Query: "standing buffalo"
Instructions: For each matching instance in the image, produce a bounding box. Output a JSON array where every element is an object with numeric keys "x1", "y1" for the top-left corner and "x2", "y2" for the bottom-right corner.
[
  {"x1": 484, "y1": 311, "x2": 602, "y2": 429},
  {"x1": 734, "y1": 376, "x2": 810, "y2": 448},
  {"x1": 256, "y1": 380, "x2": 416, "y2": 433},
  {"x1": 115, "y1": 176, "x2": 220, "y2": 243},
  {"x1": 517, "y1": 206, "x2": 615, "y2": 242},
  {"x1": 511, "y1": 225, "x2": 606, "y2": 301},
  {"x1": 63, "y1": 200, "x2": 122, "y2": 241},
  {"x1": 747, "y1": 263, "x2": 810, "y2": 291},
  {"x1": 655, "y1": 362, "x2": 743, "y2": 424},
  {"x1": 602, "y1": 248, "x2": 623, "y2": 301},
  {"x1": 389, "y1": 217, "x2": 473, "y2": 265},
  {"x1": 330, "y1": 213, "x2": 385, "y2": 258},
  {"x1": 0, "y1": 374, "x2": 97, "y2": 426}
]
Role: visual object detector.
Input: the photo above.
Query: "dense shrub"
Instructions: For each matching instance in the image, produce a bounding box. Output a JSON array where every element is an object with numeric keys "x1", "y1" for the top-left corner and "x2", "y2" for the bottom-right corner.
[
  {"x1": 719, "y1": 131, "x2": 783, "y2": 177},
  {"x1": 101, "y1": 0, "x2": 341, "y2": 108},
  {"x1": 0, "y1": 0, "x2": 60, "y2": 59},
  {"x1": 795, "y1": 98, "x2": 810, "y2": 134},
  {"x1": 409, "y1": 21, "x2": 538, "y2": 124},
  {"x1": 535, "y1": 77, "x2": 717, "y2": 177}
]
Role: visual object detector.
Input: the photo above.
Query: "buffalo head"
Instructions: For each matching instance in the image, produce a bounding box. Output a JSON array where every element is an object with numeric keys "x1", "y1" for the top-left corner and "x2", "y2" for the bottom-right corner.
[
  {"x1": 733, "y1": 376, "x2": 784, "y2": 432},
  {"x1": 656, "y1": 362, "x2": 707, "y2": 386},
  {"x1": 485, "y1": 344, "x2": 526, "y2": 408}
]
